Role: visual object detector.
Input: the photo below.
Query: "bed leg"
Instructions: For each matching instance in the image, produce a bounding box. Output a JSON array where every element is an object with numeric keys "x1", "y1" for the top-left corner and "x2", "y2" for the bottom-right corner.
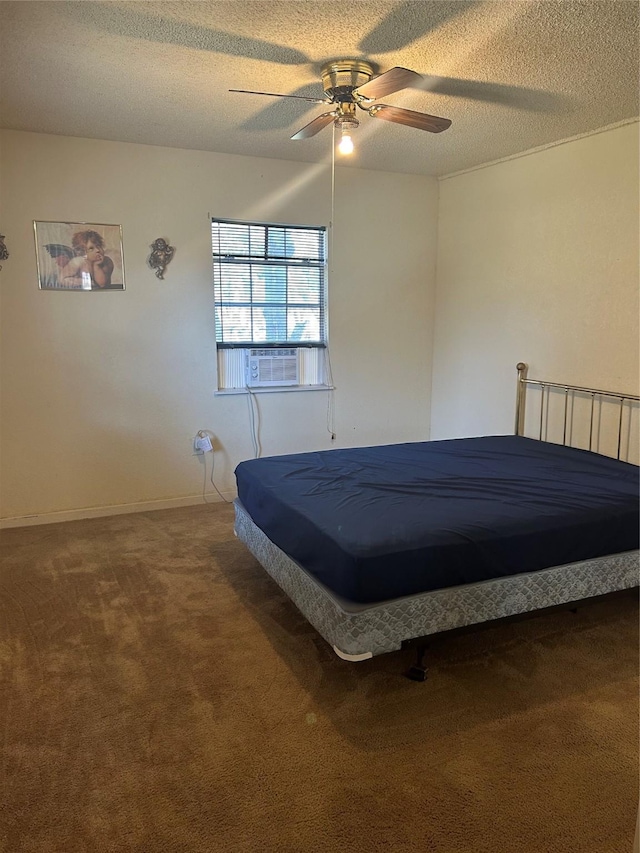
[{"x1": 405, "y1": 644, "x2": 428, "y2": 682}]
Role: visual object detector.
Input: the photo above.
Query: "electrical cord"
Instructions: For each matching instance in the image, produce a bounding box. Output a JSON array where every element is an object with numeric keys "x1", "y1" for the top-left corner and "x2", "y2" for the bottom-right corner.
[
  {"x1": 202, "y1": 447, "x2": 231, "y2": 504},
  {"x1": 324, "y1": 346, "x2": 336, "y2": 440},
  {"x1": 245, "y1": 384, "x2": 261, "y2": 458}
]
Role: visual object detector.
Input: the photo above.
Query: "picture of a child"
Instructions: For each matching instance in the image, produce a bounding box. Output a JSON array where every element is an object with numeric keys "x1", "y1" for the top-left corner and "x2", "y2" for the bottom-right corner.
[{"x1": 60, "y1": 230, "x2": 114, "y2": 289}]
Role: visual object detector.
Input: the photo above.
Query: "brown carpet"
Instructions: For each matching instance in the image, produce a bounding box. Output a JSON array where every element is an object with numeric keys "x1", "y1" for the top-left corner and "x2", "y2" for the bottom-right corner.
[{"x1": 0, "y1": 503, "x2": 637, "y2": 853}]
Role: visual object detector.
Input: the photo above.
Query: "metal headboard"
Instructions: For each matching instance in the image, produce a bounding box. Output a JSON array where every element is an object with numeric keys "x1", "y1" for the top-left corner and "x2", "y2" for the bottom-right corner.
[{"x1": 514, "y1": 362, "x2": 640, "y2": 462}]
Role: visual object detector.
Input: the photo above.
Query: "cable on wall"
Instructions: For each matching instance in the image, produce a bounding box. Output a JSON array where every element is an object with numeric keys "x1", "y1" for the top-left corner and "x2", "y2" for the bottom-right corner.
[
  {"x1": 201, "y1": 446, "x2": 231, "y2": 504},
  {"x1": 324, "y1": 347, "x2": 336, "y2": 440},
  {"x1": 245, "y1": 384, "x2": 261, "y2": 458}
]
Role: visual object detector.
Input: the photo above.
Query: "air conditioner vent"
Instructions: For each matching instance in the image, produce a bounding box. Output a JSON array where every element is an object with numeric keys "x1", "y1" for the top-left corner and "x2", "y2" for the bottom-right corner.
[{"x1": 245, "y1": 348, "x2": 299, "y2": 387}]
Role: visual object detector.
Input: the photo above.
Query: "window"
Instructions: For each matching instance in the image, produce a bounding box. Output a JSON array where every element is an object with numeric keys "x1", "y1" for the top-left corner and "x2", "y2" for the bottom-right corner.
[{"x1": 212, "y1": 219, "x2": 328, "y2": 390}]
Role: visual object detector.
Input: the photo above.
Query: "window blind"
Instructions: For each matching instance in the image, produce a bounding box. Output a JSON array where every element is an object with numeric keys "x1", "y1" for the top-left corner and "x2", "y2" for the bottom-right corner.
[{"x1": 212, "y1": 219, "x2": 327, "y2": 348}]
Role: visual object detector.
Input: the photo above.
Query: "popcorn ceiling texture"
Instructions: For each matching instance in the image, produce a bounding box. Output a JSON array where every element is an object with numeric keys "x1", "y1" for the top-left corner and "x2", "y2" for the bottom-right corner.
[
  {"x1": 0, "y1": 1, "x2": 638, "y2": 176},
  {"x1": 0, "y1": 502, "x2": 638, "y2": 852}
]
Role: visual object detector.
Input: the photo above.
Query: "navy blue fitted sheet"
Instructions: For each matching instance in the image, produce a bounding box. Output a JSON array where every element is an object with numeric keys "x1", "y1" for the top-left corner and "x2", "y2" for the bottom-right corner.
[{"x1": 234, "y1": 436, "x2": 639, "y2": 604}]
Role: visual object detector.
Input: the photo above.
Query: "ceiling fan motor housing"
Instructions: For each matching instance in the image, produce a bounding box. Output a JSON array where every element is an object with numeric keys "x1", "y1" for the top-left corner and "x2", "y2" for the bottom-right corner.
[{"x1": 321, "y1": 60, "x2": 374, "y2": 102}]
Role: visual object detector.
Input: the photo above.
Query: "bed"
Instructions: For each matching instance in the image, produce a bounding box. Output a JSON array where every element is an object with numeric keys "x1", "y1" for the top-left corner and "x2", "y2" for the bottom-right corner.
[{"x1": 233, "y1": 363, "x2": 639, "y2": 676}]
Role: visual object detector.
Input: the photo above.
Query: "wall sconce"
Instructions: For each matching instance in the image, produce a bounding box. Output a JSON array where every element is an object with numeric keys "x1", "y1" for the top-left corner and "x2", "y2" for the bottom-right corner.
[
  {"x1": 0, "y1": 234, "x2": 9, "y2": 270},
  {"x1": 148, "y1": 237, "x2": 175, "y2": 280}
]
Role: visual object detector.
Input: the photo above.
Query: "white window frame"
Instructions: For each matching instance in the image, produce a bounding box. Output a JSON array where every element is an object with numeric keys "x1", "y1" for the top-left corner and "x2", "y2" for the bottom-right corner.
[{"x1": 212, "y1": 218, "x2": 329, "y2": 392}]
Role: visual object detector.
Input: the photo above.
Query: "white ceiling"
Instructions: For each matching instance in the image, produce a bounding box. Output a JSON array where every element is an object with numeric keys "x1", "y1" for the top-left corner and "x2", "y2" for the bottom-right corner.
[{"x1": 1, "y1": 1, "x2": 638, "y2": 177}]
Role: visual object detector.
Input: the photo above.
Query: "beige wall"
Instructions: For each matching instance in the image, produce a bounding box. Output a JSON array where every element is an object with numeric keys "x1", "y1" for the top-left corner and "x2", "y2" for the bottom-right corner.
[
  {"x1": 0, "y1": 130, "x2": 438, "y2": 523},
  {"x1": 431, "y1": 121, "x2": 639, "y2": 462},
  {"x1": 3, "y1": 121, "x2": 636, "y2": 524}
]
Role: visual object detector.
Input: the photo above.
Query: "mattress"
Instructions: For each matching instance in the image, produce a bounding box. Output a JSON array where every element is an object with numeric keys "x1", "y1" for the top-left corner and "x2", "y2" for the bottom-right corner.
[
  {"x1": 233, "y1": 500, "x2": 639, "y2": 658},
  {"x1": 235, "y1": 435, "x2": 639, "y2": 604}
]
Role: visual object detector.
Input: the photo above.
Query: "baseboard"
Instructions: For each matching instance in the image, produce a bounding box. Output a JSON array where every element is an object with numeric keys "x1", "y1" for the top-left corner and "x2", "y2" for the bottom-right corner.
[{"x1": 0, "y1": 491, "x2": 237, "y2": 529}]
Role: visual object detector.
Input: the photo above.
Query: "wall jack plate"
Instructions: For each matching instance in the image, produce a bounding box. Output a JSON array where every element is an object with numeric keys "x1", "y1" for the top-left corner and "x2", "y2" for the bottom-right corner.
[{"x1": 193, "y1": 435, "x2": 213, "y2": 454}]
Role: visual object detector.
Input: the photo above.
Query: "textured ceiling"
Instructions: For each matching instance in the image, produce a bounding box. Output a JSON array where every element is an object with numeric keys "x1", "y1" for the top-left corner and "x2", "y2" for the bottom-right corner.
[{"x1": 1, "y1": 1, "x2": 638, "y2": 177}]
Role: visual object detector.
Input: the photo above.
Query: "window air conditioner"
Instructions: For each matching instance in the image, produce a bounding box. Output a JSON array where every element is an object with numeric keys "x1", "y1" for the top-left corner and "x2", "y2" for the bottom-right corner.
[{"x1": 245, "y1": 348, "x2": 299, "y2": 388}]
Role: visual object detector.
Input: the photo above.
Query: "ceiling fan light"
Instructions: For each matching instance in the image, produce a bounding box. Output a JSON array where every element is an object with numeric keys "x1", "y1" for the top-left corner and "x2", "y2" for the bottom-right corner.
[{"x1": 338, "y1": 131, "x2": 354, "y2": 155}]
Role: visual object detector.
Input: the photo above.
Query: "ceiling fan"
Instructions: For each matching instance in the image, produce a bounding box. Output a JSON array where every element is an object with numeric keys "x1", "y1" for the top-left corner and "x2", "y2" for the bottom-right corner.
[{"x1": 230, "y1": 59, "x2": 451, "y2": 154}]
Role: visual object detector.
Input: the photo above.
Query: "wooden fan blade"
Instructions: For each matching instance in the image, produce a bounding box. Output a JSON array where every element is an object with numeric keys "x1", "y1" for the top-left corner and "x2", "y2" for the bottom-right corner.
[
  {"x1": 230, "y1": 89, "x2": 328, "y2": 104},
  {"x1": 354, "y1": 67, "x2": 423, "y2": 100},
  {"x1": 369, "y1": 105, "x2": 451, "y2": 133},
  {"x1": 291, "y1": 112, "x2": 337, "y2": 140}
]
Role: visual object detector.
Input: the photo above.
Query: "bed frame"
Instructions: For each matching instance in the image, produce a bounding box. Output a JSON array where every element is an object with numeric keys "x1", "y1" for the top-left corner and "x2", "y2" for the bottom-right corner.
[
  {"x1": 234, "y1": 363, "x2": 639, "y2": 679},
  {"x1": 514, "y1": 362, "x2": 638, "y2": 461}
]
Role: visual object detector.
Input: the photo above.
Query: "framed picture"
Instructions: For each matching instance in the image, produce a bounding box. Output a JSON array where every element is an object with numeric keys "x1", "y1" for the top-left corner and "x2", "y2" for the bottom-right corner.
[{"x1": 34, "y1": 221, "x2": 125, "y2": 290}]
